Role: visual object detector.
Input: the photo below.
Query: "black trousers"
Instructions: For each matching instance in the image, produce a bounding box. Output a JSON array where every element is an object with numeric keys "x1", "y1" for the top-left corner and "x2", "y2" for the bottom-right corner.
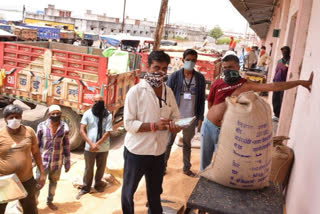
[
  {"x1": 121, "y1": 147, "x2": 165, "y2": 214},
  {"x1": 0, "y1": 177, "x2": 38, "y2": 214},
  {"x1": 272, "y1": 91, "x2": 284, "y2": 118},
  {"x1": 81, "y1": 151, "x2": 108, "y2": 193}
]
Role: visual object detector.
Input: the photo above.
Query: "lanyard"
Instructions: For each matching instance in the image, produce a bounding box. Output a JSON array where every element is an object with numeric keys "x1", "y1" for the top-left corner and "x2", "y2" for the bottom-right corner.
[
  {"x1": 183, "y1": 72, "x2": 194, "y2": 92},
  {"x1": 157, "y1": 86, "x2": 167, "y2": 108}
]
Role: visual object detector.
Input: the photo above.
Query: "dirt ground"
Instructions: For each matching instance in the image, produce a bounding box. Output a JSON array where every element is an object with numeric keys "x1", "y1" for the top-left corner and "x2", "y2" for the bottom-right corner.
[
  {"x1": 6, "y1": 139, "x2": 200, "y2": 214},
  {"x1": 2, "y1": 101, "x2": 201, "y2": 214},
  {"x1": 38, "y1": 143, "x2": 200, "y2": 214}
]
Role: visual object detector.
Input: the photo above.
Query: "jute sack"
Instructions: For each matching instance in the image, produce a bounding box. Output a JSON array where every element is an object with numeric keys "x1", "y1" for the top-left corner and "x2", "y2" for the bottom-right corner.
[
  {"x1": 200, "y1": 91, "x2": 273, "y2": 189},
  {"x1": 270, "y1": 136, "x2": 294, "y2": 188}
]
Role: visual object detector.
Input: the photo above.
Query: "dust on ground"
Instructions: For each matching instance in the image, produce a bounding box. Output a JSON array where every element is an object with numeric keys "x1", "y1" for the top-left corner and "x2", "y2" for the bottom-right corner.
[{"x1": 2, "y1": 101, "x2": 201, "y2": 214}]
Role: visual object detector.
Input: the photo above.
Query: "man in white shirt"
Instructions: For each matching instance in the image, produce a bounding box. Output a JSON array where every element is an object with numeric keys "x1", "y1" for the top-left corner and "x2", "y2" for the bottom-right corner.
[{"x1": 121, "y1": 51, "x2": 180, "y2": 214}]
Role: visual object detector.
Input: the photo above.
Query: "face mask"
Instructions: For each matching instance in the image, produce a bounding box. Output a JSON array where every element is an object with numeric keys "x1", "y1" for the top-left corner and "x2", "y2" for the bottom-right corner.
[
  {"x1": 223, "y1": 70, "x2": 241, "y2": 85},
  {"x1": 92, "y1": 101, "x2": 105, "y2": 117},
  {"x1": 183, "y1": 61, "x2": 196, "y2": 71},
  {"x1": 50, "y1": 115, "x2": 61, "y2": 122},
  {"x1": 7, "y1": 118, "x2": 21, "y2": 130},
  {"x1": 144, "y1": 71, "x2": 165, "y2": 88}
]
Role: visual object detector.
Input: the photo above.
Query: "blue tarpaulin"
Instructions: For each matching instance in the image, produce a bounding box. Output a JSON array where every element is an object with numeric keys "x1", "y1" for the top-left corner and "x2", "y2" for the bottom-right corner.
[{"x1": 100, "y1": 35, "x2": 121, "y2": 47}]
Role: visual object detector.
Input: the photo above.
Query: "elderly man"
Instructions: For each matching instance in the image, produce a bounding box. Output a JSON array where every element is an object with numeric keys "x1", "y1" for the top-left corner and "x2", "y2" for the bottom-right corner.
[
  {"x1": 36, "y1": 105, "x2": 70, "y2": 210},
  {"x1": 76, "y1": 94, "x2": 112, "y2": 199},
  {"x1": 0, "y1": 104, "x2": 45, "y2": 214},
  {"x1": 121, "y1": 51, "x2": 180, "y2": 214},
  {"x1": 201, "y1": 54, "x2": 313, "y2": 171}
]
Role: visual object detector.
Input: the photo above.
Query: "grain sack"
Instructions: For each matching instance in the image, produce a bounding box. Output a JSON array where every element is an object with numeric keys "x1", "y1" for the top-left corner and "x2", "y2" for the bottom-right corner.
[
  {"x1": 200, "y1": 91, "x2": 273, "y2": 189},
  {"x1": 270, "y1": 136, "x2": 294, "y2": 188}
]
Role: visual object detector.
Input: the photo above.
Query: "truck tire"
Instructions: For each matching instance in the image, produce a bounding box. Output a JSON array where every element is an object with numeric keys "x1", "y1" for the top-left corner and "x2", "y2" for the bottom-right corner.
[
  {"x1": 60, "y1": 107, "x2": 84, "y2": 150},
  {"x1": 81, "y1": 40, "x2": 88, "y2": 46},
  {"x1": 87, "y1": 40, "x2": 94, "y2": 46}
]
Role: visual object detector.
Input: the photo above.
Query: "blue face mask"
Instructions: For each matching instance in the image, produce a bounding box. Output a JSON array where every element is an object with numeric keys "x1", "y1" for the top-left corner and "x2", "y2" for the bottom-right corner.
[{"x1": 183, "y1": 61, "x2": 196, "y2": 71}]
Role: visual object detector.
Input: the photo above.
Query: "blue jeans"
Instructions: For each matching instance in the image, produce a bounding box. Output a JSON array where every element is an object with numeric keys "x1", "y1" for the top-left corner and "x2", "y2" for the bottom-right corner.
[{"x1": 200, "y1": 118, "x2": 220, "y2": 172}]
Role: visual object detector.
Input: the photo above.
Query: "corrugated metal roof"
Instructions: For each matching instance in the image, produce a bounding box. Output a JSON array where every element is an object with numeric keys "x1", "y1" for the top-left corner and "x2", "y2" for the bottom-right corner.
[{"x1": 230, "y1": 0, "x2": 278, "y2": 38}]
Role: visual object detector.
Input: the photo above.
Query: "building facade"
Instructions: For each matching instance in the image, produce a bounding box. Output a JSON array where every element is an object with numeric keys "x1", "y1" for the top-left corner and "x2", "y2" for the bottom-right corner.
[
  {"x1": 25, "y1": 4, "x2": 207, "y2": 41},
  {"x1": 231, "y1": 0, "x2": 319, "y2": 213}
]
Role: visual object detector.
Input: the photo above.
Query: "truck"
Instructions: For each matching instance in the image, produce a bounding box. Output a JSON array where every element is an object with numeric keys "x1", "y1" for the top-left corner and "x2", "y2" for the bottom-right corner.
[
  {"x1": 75, "y1": 31, "x2": 99, "y2": 46},
  {"x1": 20, "y1": 24, "x2": 60, "y2": 41},
  {"x1": 60, "y1": 30, "x2": 76, "y2": 44},
  {"x1": 0, "y1": 41, "x2": 140, "y2": 150},
  {"x1": 12, "y1": 26, "x2": 38, "y2": 41},
  {"x1": 0, "y1": 25, "x2": 38, "y2": 41}
]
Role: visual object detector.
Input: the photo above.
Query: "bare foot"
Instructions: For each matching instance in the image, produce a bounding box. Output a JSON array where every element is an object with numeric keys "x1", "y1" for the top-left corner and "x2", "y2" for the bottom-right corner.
[{"x1": 47, "y1": 202, "x2": 58, "y2": 211}]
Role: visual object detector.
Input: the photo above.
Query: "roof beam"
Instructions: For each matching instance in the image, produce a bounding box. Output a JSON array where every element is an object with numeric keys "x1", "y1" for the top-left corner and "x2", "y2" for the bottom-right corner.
[
  {"x1": 241, "y1": 1, "x2": 274, "y2": 7},
  {"x1": 250, "y1": 19, "x2": 271, "y2": 25}
]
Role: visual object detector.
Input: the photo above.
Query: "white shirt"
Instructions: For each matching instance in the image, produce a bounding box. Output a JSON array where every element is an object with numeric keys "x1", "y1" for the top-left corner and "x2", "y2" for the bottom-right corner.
[{"x1": 124, "y1": 79, "x2": 180, "y2": 156}]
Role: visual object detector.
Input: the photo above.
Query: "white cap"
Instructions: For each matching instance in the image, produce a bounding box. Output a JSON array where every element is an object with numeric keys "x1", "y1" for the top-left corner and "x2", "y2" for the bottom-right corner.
[
  {"x1": 223, "y1": 50, "x2": 237, "y2": 59},
  {"x1": 48, "y1": 105, "x2": 61, "y2": 113}
]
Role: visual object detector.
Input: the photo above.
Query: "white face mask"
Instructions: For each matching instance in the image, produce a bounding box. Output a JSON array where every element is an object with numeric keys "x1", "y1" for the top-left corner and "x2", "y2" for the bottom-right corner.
[
  {"x1": 183, "y1": 61, "x2": 196, "y2": 71},
  {"x1": 7, "y1": 118, "x2": 22, "y2": 130}
]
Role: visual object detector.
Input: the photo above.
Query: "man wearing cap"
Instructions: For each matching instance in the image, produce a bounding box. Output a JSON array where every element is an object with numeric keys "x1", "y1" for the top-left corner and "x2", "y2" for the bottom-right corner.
[
  {"x1": 272, "y1": 46, "x2": 291, "y2": 120},
  {"x1": 77, "y1": 94, "x2": 112, "y2": 199},
  {"x1": 36, "y1": 105, "x2": 70, "y2": 210}
]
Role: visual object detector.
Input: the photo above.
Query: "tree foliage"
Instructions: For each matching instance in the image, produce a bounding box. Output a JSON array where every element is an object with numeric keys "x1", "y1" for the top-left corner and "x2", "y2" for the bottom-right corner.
[{"x1": 209, "y1": 26, "x2": 224, "y2": 40}]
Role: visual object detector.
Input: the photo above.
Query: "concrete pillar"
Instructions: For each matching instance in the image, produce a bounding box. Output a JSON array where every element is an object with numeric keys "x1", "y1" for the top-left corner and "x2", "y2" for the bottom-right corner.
[{"x1": 277, "y1": 0, "x2": 313, "y2": 137}]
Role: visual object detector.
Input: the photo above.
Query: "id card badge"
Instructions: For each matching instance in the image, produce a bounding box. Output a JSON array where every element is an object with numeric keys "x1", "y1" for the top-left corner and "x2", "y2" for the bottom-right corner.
[{"x1": 184, "y1": 93, "x2": 192, "y2": 100}]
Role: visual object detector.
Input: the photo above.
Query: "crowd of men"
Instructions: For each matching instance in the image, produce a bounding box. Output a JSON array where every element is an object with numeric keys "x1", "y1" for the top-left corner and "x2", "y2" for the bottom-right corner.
[{"x1": 0, "y1": 46, "x2": 313, "y2": 214}]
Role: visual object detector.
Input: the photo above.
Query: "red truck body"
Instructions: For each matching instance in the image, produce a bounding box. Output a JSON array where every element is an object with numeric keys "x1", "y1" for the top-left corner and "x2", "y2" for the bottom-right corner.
[
  {"x1": 139, "y1": 51, "x2": 222, "y2": 84},
  {"x1": 0, "y1": 41, "x2": 139, "y2": 149}
]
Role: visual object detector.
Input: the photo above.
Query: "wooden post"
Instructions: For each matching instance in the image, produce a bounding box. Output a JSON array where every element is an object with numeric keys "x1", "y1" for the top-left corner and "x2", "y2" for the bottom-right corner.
[
  {"x1": 121, "y1": 0, "x2": 126, "y2": 33},
  {"x1": 153, "y1": 0, "x2": 169, "y2": 50}
]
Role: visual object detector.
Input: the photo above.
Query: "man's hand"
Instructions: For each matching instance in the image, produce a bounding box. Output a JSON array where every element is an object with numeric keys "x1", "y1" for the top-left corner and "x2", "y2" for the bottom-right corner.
[
  {"x1": 89, "y1": 143, "x2": 99, "y2": 152},
  {"x1": 155, "y1": 119, "x2": 170, "y2": 131},
  {"x1": 197, "y1": 120, "x2": 203, "y2": 132},
  {"x1": 65, "y1": 167, "x2": 70, "y2": 173},
  {"x1": 300, "y1": 72, "x2": 313, "y2": 92},
  {"x1": 38, "y1": 172, "x2": 46, "y2": 189},
  {"x1": 169, "y1": 121, "x2": 181, "y2": 133}
]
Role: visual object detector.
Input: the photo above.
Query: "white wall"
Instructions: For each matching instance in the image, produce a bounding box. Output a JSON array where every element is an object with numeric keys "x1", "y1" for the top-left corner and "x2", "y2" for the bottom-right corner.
[{"x1": 285, "y1": 0, "x2": 320, "y2": 213}]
